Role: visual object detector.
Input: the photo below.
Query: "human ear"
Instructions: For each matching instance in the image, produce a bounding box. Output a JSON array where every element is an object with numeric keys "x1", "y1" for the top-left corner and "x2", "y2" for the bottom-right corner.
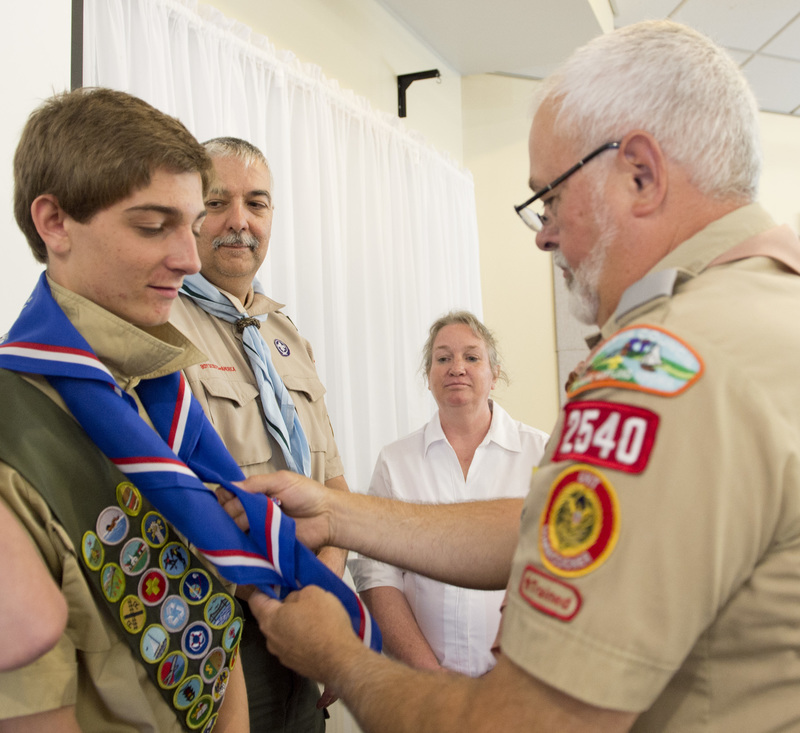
[
  {"x1": 30, "y1": 195, "x2": 71, "y2": 256},
  {"x1": 619, "y1": 131, "x2": 667, "y2": 217}
]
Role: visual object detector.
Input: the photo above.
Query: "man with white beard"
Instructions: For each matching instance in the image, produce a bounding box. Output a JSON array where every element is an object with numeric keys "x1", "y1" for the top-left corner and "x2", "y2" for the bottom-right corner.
[{"x1": 235, "y1": 20, "x2": 800, "y2": 733}]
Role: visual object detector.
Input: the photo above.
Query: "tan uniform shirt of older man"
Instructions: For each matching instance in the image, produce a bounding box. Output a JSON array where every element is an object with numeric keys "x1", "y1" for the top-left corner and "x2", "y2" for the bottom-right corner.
[
  {"x1": 233, "y1": 19, "x2": 800, "y2": 733},
  {"x1": 170, "y1": 138, "x2": 348, "y2": 733}
]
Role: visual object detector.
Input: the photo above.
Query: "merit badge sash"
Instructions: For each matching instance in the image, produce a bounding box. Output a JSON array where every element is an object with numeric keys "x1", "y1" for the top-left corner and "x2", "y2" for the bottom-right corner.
[
  {"x1": 0, "y1": 275, "x2": 380, "y2": 653},
  {"x1": 0, "y1": 368, "x2": 241, "y2": 731}
]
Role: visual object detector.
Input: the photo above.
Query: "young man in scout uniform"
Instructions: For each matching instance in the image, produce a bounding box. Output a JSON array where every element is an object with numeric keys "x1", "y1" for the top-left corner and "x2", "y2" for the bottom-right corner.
[
  {"x1": 0, "y1": 88, "x2": 249, "y2": 732},
  {"x1": 239, "y1": 19, "x2": 800, "y2": 733},
  {"x1": 170, "y1": 137, "x2": 349, "y2": 731}
]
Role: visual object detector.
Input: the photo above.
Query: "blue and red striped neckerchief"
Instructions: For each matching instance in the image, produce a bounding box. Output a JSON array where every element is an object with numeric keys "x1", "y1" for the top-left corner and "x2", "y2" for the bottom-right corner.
[{"x1": 0, "y1": 274, "x2": 380, "y2": 651}]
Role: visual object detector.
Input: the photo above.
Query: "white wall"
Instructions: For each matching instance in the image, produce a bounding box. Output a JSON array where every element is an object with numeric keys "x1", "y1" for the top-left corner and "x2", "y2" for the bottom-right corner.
[
  {"x1": 0, "y1": 1, "x2": 71, "y2": 334},
  {"x1": 209, "y1": 0, "x2": 464, "y2": 163},
  {"x1": 462, "y1": 74, "x2": 559, "y2": 433}
]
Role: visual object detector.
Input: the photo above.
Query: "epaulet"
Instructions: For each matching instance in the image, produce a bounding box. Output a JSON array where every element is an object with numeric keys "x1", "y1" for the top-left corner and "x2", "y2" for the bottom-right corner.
[{"x1": 612, "y1": 268, "x2": 685, "y2": 322}]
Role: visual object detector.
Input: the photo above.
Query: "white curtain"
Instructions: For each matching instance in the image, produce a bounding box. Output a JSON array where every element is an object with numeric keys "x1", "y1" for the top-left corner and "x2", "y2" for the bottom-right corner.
[{"x1": 83, "y1": 0, "x2": 483, "y2": 496}]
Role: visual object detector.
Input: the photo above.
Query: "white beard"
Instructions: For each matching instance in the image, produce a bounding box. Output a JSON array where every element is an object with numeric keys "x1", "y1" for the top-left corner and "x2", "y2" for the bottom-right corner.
[
  {"x1": 553, "y1": 177, "x2": 616, "y2": 326},
  {"x1": 554, "y1": 225, "x2": 612, "y2": 325}
]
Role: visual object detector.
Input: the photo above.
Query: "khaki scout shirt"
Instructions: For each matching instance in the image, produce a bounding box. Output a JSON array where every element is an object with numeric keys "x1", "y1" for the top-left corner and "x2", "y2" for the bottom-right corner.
[
  {"x1": 0, "y1": 282, "x2": 210, "y2": 732},
  {"x1": 170, "y1": 289, "x2": 344, "y2": 483},
  {"x1": 502, "y1": 204, "x2": 800, "y2": 732}
]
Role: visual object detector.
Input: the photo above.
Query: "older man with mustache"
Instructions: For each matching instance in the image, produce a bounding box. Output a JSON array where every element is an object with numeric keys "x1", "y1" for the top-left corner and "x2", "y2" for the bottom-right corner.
[{"x1": 170, "y1": 137, "x2": 350, "y2": 733}]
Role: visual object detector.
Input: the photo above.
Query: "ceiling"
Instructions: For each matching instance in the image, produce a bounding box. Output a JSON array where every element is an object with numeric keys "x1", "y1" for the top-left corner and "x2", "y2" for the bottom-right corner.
[{"x1": 376, "y1": 0, "x2": 800, "y2": 116}]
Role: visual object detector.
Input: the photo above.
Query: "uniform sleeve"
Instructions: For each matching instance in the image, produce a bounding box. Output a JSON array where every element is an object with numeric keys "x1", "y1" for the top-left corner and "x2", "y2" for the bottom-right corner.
[
  {"x1": 500, "y1": 333, "x2": 785, "y2": 712},
  {"x1": 348, "y1": 452, "x2": 404, "y2": 593},
  {"x1": 0, "y1": 465, "x2": 79, "y2": 718}
]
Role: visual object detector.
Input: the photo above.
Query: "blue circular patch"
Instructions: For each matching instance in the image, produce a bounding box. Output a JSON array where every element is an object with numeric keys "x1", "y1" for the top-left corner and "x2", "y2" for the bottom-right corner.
[
  {"x1": 120, "y1": 538, "x2": 150, "y2": 576},
  {"x1": 174, "y1": 675, "x2": 204, "y2": 710},
  {"x1": 140, "y1": 624, "x2": 170, "y2": 664},
  {"x1": 161, "y1": 595, "x2": 190, "y2": 633},
  {"x1": 182, "y1": 621, "x2": 212, "y2": 659},
  {"x1": 181, "y1": 569, "x2": 212, "y2": 605},
  {"x1": 274, "y1": 339, "x2": 290, "y2": 357},
  {"x1": 142, "y1": 512, "x2": 169, "y2": 548},
  {"x1": 97, "y1": 507, "x2": 129, "y2": 545},
  {"x1": 204, "y1": 594, "x2": 234, "y2": 629},
  {"x1": 160, "y1": 542, "x2": 190, "y2": 578}
]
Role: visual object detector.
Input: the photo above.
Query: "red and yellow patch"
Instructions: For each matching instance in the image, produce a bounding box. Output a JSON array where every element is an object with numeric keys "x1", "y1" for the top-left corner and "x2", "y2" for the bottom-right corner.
[{"x1": 539, "y1": 465, "x2": 619, "y2": 578}]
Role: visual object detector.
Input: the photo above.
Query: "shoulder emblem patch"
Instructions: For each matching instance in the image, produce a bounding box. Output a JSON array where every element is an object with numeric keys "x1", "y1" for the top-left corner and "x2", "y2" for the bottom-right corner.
[
  {"x1": 553, "y1": 400, "x2": 660, "y2": 474},
  {"x1": 567, "y1": 325, "x2": 703, "y2": 398},
  {"x1": 539, "y1": 465, "x2": 619, "y2": 578}
]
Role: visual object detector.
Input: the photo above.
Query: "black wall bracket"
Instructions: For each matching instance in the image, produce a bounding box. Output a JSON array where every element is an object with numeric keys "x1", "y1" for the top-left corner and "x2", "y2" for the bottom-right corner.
[{"x1": 397, "y1": 69, "x2": 440, "y2": 118}]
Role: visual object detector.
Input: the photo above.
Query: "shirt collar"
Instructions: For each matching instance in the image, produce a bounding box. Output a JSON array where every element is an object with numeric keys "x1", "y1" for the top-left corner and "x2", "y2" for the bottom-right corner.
[
  {"x1": 49, "y1": 277, "x2": 205, "y2": 386},
  {"x1": 423, "y1": 401, "x2": 522, "y2": 455}
]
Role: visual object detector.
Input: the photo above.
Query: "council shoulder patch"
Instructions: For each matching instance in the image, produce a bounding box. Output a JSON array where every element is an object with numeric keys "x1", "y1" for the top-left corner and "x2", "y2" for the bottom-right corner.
[
  {"x1": 567, "y1": 325, "x2": 703, "y2": 398},
  {"x1": 539, "y1": 465, "x2": 619, "y2": 578}
]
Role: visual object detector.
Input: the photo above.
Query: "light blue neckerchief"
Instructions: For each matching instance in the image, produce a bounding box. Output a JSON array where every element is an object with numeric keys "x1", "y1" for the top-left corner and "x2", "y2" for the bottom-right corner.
[{"x1": 180, "y1": 273, "x2": 311, "y2": 477}]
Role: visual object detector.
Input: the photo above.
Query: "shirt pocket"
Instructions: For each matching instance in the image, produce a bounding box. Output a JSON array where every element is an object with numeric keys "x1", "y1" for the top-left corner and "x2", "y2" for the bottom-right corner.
[
  {"x1": 199, "y1": 378, "x2": 274, "y2": 468},
  {"x1": 281, "y1": 374, "x2": 327, "y2": 452}
]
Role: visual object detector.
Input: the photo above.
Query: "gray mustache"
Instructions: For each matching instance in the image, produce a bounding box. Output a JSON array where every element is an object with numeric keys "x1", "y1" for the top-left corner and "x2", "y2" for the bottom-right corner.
[{"x1": 212, "y1": 232, "x2": 259, "y2": 250}]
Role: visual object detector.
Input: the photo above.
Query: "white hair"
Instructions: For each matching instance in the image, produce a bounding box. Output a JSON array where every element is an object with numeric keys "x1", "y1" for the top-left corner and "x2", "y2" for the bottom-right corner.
[{"x1": 538, "y1": 20, "x2": 761, "y2": 201}]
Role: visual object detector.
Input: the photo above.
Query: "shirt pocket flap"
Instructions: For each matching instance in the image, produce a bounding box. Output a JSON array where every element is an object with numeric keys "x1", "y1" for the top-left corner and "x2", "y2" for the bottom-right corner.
[
  {"x1": 201, "y1": 378, "x2": 260, "y2": 407},
  {"x1": 281, "y1": 374, "x2": 327, "y2": 402}
]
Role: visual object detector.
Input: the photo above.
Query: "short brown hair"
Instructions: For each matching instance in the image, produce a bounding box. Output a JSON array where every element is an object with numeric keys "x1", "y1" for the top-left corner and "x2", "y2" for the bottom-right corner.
[
  {"x1": 421, "y1": 310, "x2": 507, "y2": 384},
  {"x1": 14, "y1": 87, "x2": 212, "y2": 263}
]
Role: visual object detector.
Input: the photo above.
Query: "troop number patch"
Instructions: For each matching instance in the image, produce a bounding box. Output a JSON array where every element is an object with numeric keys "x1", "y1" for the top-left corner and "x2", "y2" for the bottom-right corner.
[
  {"x1": 567, "y1": 325, "x2": 703, "y2": 398},
  {"x1": 539, "y1": 465, "x2": 619, "y2": 578},
  {"x1": 554, "y1": 400, "x2": 660, "y2": 474}
]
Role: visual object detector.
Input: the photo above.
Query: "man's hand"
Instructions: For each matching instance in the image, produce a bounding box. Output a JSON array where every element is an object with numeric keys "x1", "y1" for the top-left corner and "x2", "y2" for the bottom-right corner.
[
  {"x1": 218, "y1": 471, "x2": 336, "y2": 550},
  {"x1": 248, "y1": 586, "x2": 364, "y2": 685}
]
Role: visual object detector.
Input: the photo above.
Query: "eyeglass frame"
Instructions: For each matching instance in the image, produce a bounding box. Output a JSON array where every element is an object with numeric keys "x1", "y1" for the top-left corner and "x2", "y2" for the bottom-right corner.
[{"x1": 514, "y1": 140, "x2": 621, "y2": 232}]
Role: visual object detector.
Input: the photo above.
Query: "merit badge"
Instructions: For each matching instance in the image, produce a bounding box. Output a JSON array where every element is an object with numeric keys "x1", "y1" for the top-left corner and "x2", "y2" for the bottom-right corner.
[
  {"x1": 212, "y1": 668, "x2": 230, "y2": 701},
  {"x1": 554, "y1": 400, "x2": 660, "y2": 474},
  {"x1": 183, "y1": 621, "x2": 213, "y2": 659},
  {"x1": 142, "y1": 511, "x2": 169, "y2": 548},
  {"x1": 204, "y1": 594, "x2": 235, "y2": 629},
  {"x1": 568, "y1": 325, "x2": 703, "y2": 398},
  {"x1": 158, "y1": 650, "x2": 189, "y2": 689},
  {"x1": 202, "y1": 714, "x2": 219, "y2": 733},
  {"x1": 186, "y1": 694, "x2": 214, "y2": 730},
  {"x1": 160, "y1": 542, "x2": 191, "y2": 578},
  {"x1": 518, "y1": 566, "x2": 582, "y2": 622},
  {"x1": 201, "y1": 648, "x2": 226, "y2": 684},
  {"x1": 116, "y1": 481, "x2": 142, "y2": 516},
  {"x1": 120, "y1": 538, "x2": 150, "y2": 575},
  {"x1": 181, "y1": 569, "x2": 212, "y2": 605},
  {"x1": 162, "y1": 595, "x2": 190, "y2": 633},
  {"x1": 140, "y1": 624, "x2": 170, "y2": 664},
  {"x1": 274, "y1": 339, "x2": 290, "y2": 357},
  {"x1": 539, "y1": 465, "x2": 620, "y2": 578},
  {"x1": 100, "y1": 563, "x2": 126, "y2": 602},
  {"x1": 97, "y1": 506, "x2": 129, "y2": 545},
  {"x1": 174, "y1": 675, "x2": 204, "y2": 710},
  {"x1": 120, "y1": 595, "x2": 147, "y2": 634},
  {"x1": 222, "y1": 617, "x2": 244, "y2": 653},
  {"x1": 82, "y1": 531, "x2": 105, "y2": 571},
  {"x1": 139, "y1": 568, "x2": 169, "y2": 606}
]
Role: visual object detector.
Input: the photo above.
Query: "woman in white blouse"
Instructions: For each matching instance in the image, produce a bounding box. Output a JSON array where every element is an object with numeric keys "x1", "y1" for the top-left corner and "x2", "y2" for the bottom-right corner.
[{"x1": 349, "y1": 311, "x2": 548, "y2": 676}]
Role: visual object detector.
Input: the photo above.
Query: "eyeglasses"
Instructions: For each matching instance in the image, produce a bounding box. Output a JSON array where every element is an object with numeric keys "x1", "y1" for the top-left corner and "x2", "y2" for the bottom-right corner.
[{"x1": 514, "y1": 141, "x2": 621, "y2": 232}]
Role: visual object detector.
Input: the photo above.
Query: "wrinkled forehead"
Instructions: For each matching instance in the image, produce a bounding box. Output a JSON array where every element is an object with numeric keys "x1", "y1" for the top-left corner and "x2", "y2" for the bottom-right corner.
[
  {"x1": 209, "y1": 155, "x2": 272, "y2": 194},
  {"x1": 528, "y1": 101, "x2": 577, "y2": 189}
]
